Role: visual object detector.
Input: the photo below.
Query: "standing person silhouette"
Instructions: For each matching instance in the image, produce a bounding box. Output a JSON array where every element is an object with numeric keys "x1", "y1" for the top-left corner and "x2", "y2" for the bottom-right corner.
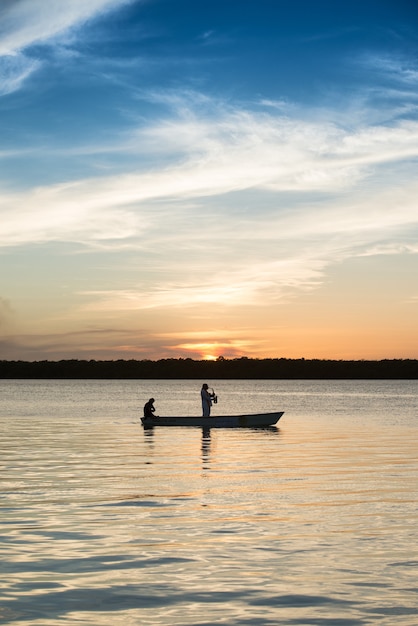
[{"x1": 201, "y1": 384, "x2": 214, "y2": 417}]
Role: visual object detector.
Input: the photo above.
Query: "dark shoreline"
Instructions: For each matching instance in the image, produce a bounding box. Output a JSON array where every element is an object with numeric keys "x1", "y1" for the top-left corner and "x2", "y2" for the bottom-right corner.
[{"x1": 0, "y1": 358, "x2": 417, "y2": 379}]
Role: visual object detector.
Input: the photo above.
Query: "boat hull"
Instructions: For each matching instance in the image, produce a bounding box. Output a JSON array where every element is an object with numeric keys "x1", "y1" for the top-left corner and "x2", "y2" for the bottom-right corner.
[{"x1": 141, "y1": 411, "x2": 284, "y2": 428}]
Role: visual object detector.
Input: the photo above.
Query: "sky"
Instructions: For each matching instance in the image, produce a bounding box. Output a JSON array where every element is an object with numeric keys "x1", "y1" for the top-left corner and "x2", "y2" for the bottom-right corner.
[{"x1": 1, "y1": 0, "x2": 418, "y2": 361}]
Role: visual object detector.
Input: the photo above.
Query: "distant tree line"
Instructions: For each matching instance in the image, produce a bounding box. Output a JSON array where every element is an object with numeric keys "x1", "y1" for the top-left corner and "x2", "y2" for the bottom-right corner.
[{"x1": 0, "y1": 358, "x2": 417, "y2": 379}]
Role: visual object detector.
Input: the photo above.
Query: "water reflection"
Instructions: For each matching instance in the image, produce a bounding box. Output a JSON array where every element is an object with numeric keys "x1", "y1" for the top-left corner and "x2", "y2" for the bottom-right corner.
[
  {"x1": 258, "y1": 426, "x2": 279, "y2": 435},
  {"x1": 2, "y1": 379, "x2": 417, "y2": 626},
  {"x1": 201, "y1": 428, "x2": 211, "y2": 471},
  {"x1": 143, "y1": 427, "x2": 155, "y2": 443}
]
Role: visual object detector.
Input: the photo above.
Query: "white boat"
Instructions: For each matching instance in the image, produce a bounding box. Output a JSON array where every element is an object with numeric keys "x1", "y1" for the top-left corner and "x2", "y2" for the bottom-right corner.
[{"x1": 141, "y1": 411, "x2": 284, "y2": 428}]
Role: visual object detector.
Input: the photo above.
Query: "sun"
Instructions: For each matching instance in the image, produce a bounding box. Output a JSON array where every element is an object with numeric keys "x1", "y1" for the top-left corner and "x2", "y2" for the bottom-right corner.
[{"x1": 175, "y1": 342, "x2": 221, "y2": 360}]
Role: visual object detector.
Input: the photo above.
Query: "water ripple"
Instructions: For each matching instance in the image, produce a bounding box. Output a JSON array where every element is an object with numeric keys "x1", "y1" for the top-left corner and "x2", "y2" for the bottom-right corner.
[{"x1": 1, "y1": 379, "x2": 417, "y2": 625}]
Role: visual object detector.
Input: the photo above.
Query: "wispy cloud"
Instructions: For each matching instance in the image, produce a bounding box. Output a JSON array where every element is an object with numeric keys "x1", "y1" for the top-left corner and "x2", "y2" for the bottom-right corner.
[
  {"x1": 0, "y1": 0, "x2": 135, "y2": 55},
  {"x1": 0, "y1": 0, "x2": 136, "y2": 94},
  {"x1": 0, "y1": 53, "x2": 40, "y2": 95},
  {"x1": 76, "y1": 257, "x2": 327, "y2": 314},
  {"x1": 0, "y1": 326, "x2": 164, "y2": 360},
  {"x1": 1, "y1": 95, "x2": 418, "y2": 253},
  {"x1": 363, "y1": 53, "x2": 418, "y2": 86}
]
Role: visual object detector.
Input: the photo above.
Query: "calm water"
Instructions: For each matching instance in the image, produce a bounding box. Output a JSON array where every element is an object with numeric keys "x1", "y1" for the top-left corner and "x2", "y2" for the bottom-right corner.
[{"x1": 1, "y1": 379, "x2": 417, "y2": 625}]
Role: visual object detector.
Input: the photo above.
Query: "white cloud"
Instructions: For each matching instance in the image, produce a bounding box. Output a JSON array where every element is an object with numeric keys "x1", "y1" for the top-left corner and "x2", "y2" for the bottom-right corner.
[
  {"x1": 77, "y1": 256, "x2": 326, "y2": 312},
  {"x1": 364, "y1": 54, "x2": 418, "y2": 86},
  {"x1": 0, "y1": 108, "x2": 417, "y2": 242},
  {"x1": 2, "y1": 101, "x2": 418, "y2": 209},
  {"x1": 0, "y1": 0, "x2": 137, "y2": 95},
  {"x1": 1, "y1": 95, "x2": 417, "y2": 308},
  {"x1": 0, "y1": 187, "x2": 143, "y2": 247},
  {"x1": 0, "y1": 53, "x2": 40, "y2": 95},
  {"x1": 0, "y1": 0, "x2": 135, "y2": 55}
]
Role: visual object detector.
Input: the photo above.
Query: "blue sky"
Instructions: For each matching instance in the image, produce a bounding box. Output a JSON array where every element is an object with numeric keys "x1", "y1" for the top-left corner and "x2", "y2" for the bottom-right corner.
[{"x1": 1, "y1": 0, "x2": 418, "y2": 360}]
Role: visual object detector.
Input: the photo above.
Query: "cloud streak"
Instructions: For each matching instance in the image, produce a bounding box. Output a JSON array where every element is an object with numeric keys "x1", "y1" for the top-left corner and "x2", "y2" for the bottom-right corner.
[
  {"x1": 0, "y1": 0, "x2": 135, "y2": 95},
  {"x1": 0, "y1": 53, "x2": 40, "y2": 95},
  {"x1": 0, "y1": 0, "x2": 134, "y2": 55},
  {"x1": 1, "y1": 98, "x2": 418, "y2": 254}
]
